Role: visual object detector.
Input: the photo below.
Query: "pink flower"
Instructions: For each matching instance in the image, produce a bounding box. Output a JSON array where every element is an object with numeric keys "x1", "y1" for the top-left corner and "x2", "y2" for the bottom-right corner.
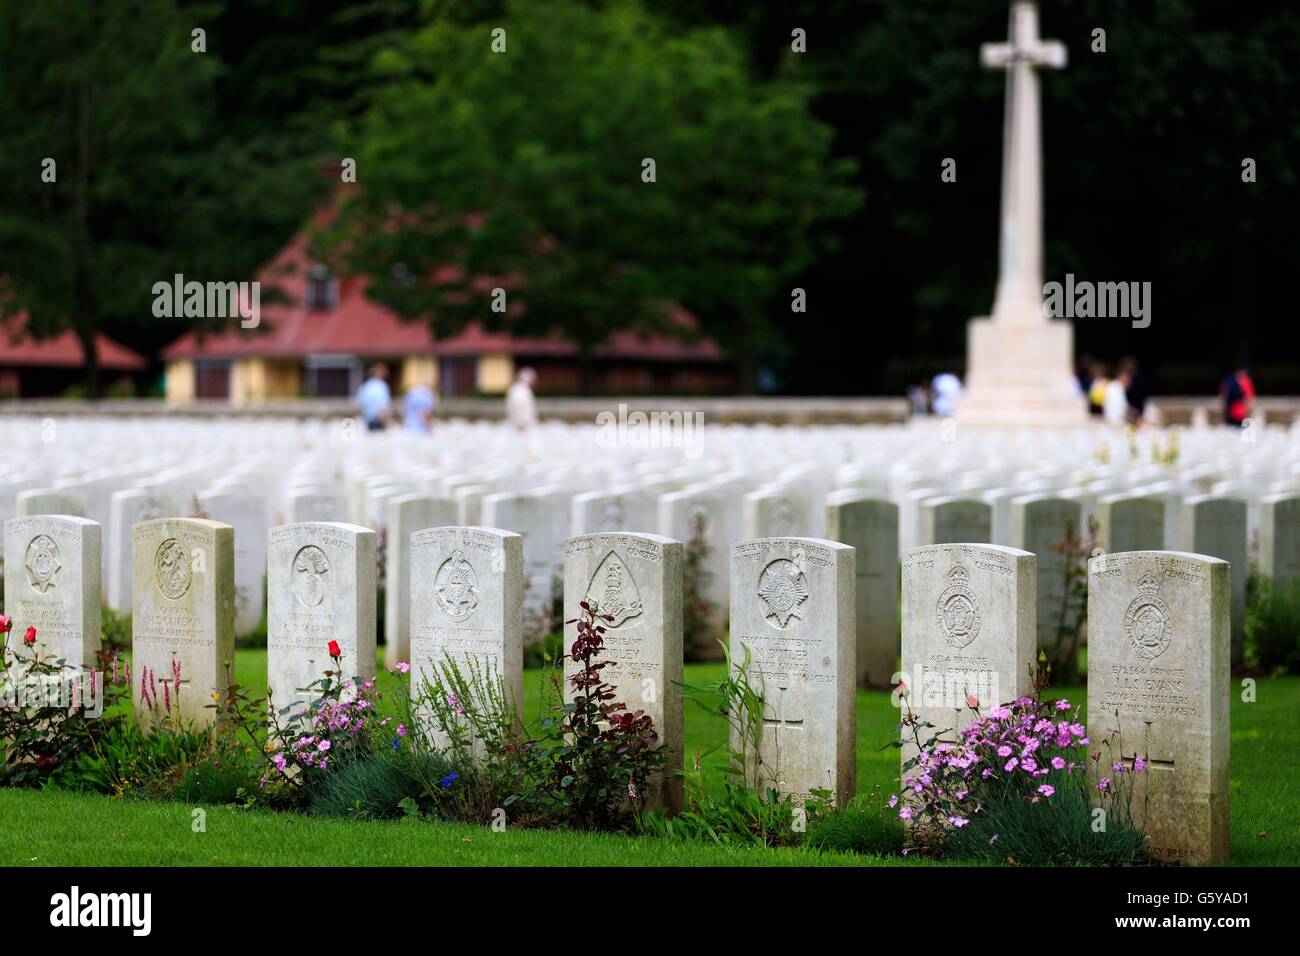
[
  {"x1": 997, "y1": 745, "x2": 1012, "y2": 758},
  {"x1": 272, "y1": 753, "x2": 288, "y2": 773},
  {"x1": 317, "y1": 739, "x2": 331, "y2": 752},
  {"x1": 1097, "y1": 776, "x2": 1111, "y2": 792},
  {"x1": 1037, "y1": 784, "x2": 1055, "y2": 797},
  {"x1": 1004, "y1": 758, "x2": 1018, "y2": 772},
  {"x1": 1134, "y1": 756, "x2": 1147, "y2": 772},
  {"x1": 396, "y1": 724, "x2": 408, "y2": 737},
  {"x1": 949, "y1": 816, "x2": 969, "y2": 828},
  {"x1": 395, "y1": 662, "x2": 410, "y2": 674},
  {"x1": 887, "y1": 794, "x2": 899, "y2": 808},
  {"x1": 1055, "y1": 698, "x2": 1071, "y2": 711},
  {"x1": 1051, "y1": 756, "x2": 1066, "y2": 770},
  {"x1": 899, "y1": 807, "x2": 913, "y2": 821},
  {"x1": 966, "y1": 694, "x2": 980, "y2": 708},
  {"x1": 628, "y1": 780, "x2": 637, "y2": 799}
]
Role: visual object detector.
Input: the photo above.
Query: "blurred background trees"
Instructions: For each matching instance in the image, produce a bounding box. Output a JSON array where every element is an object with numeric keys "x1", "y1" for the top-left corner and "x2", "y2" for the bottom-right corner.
[{"x1": 1, "y1": 0, "x2": 1295, "y2": 396}]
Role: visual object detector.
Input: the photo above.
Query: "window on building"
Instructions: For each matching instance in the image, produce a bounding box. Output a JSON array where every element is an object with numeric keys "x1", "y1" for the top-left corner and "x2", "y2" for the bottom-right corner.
[
  {"x1": 194, "y1": 359, "x2": 232, "y2": 400},
  {"x1": 306, "y1": 265, "x2": 338, "y2": 311}
]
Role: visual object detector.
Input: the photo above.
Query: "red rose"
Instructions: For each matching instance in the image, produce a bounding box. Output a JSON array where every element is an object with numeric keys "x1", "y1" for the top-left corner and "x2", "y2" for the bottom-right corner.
[
  {"x1": 22, "y1": 626, "x2": 37, "y2": 646},
  {"x1": 328, "y1": 640, "x2": 341, "y2": 657},
  {"x1": 0, "y1": 615, "x2": 12, "y2": 633}
]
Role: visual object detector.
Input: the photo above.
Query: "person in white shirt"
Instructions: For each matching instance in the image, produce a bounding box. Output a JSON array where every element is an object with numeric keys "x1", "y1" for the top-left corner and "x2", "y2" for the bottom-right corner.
[
  {"x1": 1103, "y1": 370, "x2": 1130, "y2": 425},
  {"x1": 930, "y1": 372, "x2": 963, "y2": 417},
  {"x1": 505, "y1": 367, "x2": 538, "y2": 431},
  {"x1": 356, "y1": 363, "x2": 392, "y2": 431}
]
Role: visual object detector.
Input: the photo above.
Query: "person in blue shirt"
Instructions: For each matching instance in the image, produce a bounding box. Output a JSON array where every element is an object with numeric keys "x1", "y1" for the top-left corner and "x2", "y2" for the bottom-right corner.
[
  {"x1": 356, "y1": 363, "x2": 392, "y2": 431},
  {"x1": 402, "y1": 380, "x2": 436, "y2": 433}
]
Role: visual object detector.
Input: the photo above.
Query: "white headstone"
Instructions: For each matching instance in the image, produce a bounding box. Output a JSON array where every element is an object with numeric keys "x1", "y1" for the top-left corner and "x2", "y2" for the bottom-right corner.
[
  {"x1": 1259, "y1": 493, "x2": 1300, "y2": 584},
  {"x1": 384, "y1": 495, "x2": 457, "y2": 668},
  {"x1": 132, "y1": 518, "x2": 235, "y2": 730},
  {"x1": 564, "y1": 532, "x2": 683, "y2": 811},
  {"x1": 1086, "y1": 550, "x2": 1230, "y2": 864},
  {"x1": 729, "y1": 537, "x2": 855, "y2": 806},
  {"x1": 409, "y1": 526, "x2": 523, "y2": 744},
  {"x1": 1180, "y1": 495, "x2": 1247, "y2": 667},
  {"x1": 267, "y1": 522, "x2": 377, "y2": 719},
  {"x1": 3, "y1": 515, "x2": 101, "y2": 678},
  {"x1": 901, "y1": 544, "x2": 1036, "y2": 765},
  {"x1": 825, "y1": 493, "x2": 898, "y2": 688}
]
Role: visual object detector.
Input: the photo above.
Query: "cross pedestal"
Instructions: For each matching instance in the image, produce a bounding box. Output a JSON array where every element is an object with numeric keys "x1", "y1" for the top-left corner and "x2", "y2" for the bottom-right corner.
[{"x1": 956, "y1": 2, "x2": 1085, "y2": 427}]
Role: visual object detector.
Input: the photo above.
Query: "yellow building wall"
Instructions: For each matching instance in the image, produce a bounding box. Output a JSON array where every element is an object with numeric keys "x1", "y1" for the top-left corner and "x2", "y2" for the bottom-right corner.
[
  {"x1": 231, "y1": 358, "x2": 301, "y2": 404},
  {"x1": 400, "y1": 355, "x2": 438, "y2": 393},
  {"x1": 263, "y1": 360, "x2": 302, "y2": 400},
  {"x1": 165, "y1": 359, "x2": 195, "y2": 403},
  {"x1": 229, "y1": 358, "x2": 259, "y2": 406},
  {"x1": 477, "y1": 353, "x2": 514, "y2": 394}
]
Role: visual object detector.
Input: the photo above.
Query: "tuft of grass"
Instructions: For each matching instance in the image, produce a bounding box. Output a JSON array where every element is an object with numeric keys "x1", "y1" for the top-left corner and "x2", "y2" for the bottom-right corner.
[{"x1": 805, "y1": 791, "x2": 905, "y2": 858}]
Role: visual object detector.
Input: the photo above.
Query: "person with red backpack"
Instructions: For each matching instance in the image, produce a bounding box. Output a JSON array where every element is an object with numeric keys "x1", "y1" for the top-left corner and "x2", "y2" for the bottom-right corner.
[{"x1": 1220, "y1": 364, "x2": 1256, "y2": 427}]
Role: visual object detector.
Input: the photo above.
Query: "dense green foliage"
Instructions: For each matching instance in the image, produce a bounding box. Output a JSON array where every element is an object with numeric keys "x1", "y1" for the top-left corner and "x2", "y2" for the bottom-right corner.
[{"x1": 5, "y1": 0, "x2": 1288, "y2": 394}]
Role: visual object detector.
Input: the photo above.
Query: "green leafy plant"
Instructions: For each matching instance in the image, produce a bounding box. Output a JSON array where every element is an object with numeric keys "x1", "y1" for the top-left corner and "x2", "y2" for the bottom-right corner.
[
  {"x1": 1245, "y1": 572, "x2": 1300, "y2": 674},
  {"x1": 640, "y1": 641, "x2": 807, "y2": 847},
  {"x1": 1, "y1": 619, "x2": 121, "y2": 787},
  {"x1": 538, "y1": 600, "x2": 667, "y2": 829}
]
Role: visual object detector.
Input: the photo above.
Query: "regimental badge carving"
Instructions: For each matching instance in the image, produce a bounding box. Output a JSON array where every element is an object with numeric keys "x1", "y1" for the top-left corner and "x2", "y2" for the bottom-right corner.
[
  {"x1": 1125, "y1": 571, "x2": 1172, "y2": 661},
  {"x1": 587, "y1": 551, "x2": 642, "y2": 627},
  {"x1": 291, "y1": 545, "x2": 330, "y2": 608},
  {"x1": 758, "y1": 558, "x2": 810, "y2": 629},
  {"x1": 770, "y1": 498, "x2": 797, "y2": 536},
  {"x1": 154, "y1": 538, "x2": 192, "y2": 600},
  {"x1": 435, "y1": 549, "x2": 480, "y2": 622},
  {"x1": 25, "y1": 534, "x2": 61, "y2": 594},
  {"x1": 598, "y1": 500, "x2": 625, "y2": 532},
  {"x1": 937, "y1": 564, "x2": 981, "y2": 649}
]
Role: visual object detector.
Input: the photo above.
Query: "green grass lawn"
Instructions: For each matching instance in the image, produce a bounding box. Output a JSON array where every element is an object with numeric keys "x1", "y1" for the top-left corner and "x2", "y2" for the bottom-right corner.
[{"x1": 1, "y1": 651, "x2": 1296, "y2": 866}]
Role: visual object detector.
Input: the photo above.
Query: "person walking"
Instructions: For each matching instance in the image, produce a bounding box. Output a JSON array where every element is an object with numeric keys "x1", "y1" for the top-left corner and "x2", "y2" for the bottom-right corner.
[
  {"x1": 1221, "y1": 364, "x2": 1256, "y2": 428},
  {"x1": 506, "y1": 367, "x2": 539, "y2": 431},
  {"x1": 402, "y1": 378, "x2": 436, "y2": 434},
  {"x1": 356, "y1": 362, "x2": 392, "y2": 432}
]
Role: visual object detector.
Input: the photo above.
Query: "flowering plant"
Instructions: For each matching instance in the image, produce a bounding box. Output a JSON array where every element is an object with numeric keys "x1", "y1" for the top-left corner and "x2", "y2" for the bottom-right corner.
[
  {"x1": 538, "y1": 599, "x2": 667, "y2": 829},
  {"x1": 892, "y1": 668, "x2": 1151, "y2": 864},
  {"x1": 0, "y1": 619, "x2": 131, "y2": 787},
  {"x1": 262, "y1": 643, "x2": 383, "y2": 800}
]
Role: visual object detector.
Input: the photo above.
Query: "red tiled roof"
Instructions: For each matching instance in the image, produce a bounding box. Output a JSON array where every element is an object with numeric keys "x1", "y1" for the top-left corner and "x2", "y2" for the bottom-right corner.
[
  {"x1": 162, "y1": 210, "x2": 721, "y2": 364},
  {"x1": 1, "y1": 313, "x2": 147, "y2": 370}
]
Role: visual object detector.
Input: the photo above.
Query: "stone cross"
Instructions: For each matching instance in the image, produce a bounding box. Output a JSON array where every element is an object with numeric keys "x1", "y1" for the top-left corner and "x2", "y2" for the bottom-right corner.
[
  {"x1": 958, "y1": 2, "x2": 1078, "y2": 425},
  {"x1": 980, "y1": 1, "x2": 1066, "y2": 326}
]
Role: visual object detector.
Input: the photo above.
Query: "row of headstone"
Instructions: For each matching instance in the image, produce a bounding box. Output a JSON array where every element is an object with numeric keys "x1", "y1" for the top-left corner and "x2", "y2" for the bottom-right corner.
[
  {"x1": 900, "y1": 541, "x2": 1230, "y2": 865},
  {"x1": 0, "y1": 505, "x2": 1238, "y2": 860}
]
